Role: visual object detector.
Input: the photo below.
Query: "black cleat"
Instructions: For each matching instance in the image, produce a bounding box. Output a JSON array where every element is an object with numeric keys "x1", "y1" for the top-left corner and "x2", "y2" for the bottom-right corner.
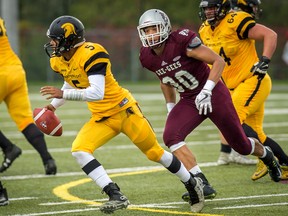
[
  {"x1": 44, "y1": 159, "x2": 57, "y2": 175},
  {"x1": 0, "y1": 182, "x2": 9, "y2": 206},
  {"x1": 182, "y1": 172, "x2": 216, "y2": 202},
  {"x1": 260, "y1": 146, "x2": 282, "y2": 182},
  {"x1": 182, "y1": 174, "x2": 204, "y2": 213},
  {"x1": 100, "y1": 182, "x2": 130, "y2": 214},
  {"x1": 0, "y1": 144, "x2": 22, "y2": 173}
]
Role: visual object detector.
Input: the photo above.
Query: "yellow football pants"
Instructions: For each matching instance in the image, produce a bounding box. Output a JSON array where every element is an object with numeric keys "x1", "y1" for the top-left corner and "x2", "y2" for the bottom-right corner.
[
  {"x1": 230, "y1": 74, "x2": 272, "y2": 143},
  {"x1": 0, "y1": 64, "x2": 34, "y2": 131},
  {"x1": 71, "y1": 103, "x2": 164, "y2": 162}
]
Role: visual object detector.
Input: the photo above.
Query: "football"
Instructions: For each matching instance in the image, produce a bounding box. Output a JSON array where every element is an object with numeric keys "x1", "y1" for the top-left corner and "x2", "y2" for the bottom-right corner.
[{"x1": 33, "y1": 108, "x2": 62, "y2": 136}]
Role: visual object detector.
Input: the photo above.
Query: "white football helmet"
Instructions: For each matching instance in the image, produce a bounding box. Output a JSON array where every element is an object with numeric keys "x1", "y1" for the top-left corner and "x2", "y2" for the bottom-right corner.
[{"x1": 137, "y1": 9, "x2": 171, "y2": 47}]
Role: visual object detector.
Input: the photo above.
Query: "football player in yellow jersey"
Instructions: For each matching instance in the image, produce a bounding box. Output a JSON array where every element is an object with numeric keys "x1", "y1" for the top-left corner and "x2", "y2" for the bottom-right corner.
[
  {"x1": 0, "y1": 17, "x2": 56, "y2": 174},
  {"x1": 198, "y1": 0, "x2": 288, "y2": 180},
  {"x1": 40, "y1": 15, "x2": 205, "y2": 214}
]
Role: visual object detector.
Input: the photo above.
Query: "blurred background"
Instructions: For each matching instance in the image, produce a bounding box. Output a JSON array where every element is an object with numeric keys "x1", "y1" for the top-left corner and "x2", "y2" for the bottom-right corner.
[{"x1": 1, "y1": 0, "x2": 288, "y2": 83}]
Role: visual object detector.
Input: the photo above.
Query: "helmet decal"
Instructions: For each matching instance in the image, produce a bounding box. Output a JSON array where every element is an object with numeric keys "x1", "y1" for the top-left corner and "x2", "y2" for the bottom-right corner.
[
  {"x1": 61, "y1": 23, "x2": 77, "y2": 38},
  {"x1": 44, "y1": 15, "x2": 85, "y2": 58}
]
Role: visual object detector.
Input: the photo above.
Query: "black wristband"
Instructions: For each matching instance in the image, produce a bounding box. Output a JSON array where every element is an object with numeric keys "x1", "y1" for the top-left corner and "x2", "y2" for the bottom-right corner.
[{"x1": 260, "y1": 56, "x2": 271, "y2": 64}]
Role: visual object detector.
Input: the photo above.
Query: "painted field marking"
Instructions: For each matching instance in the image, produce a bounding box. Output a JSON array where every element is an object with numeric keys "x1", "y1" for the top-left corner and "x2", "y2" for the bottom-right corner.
[
  {"x1": 214, "y1": 202, "x2": 288, "y2": 210},
  {"x1": 53, "y1": 168, "x2": 222, "y2": 216}
]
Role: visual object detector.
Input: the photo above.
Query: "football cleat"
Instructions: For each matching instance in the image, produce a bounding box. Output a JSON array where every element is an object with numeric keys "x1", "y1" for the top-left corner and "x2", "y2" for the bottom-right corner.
[
  {"x1": 182, "y1": 172, "x2": 216, "y2": 202},
  {"x1": 100, "y1": 182, "x2": 130, "y2": 214},
  {"x1": 280, "y1": 164, "x2": 288, "y2": 180},
  {"x1": 44, "y1": 159, "x2": 57, "y2": 175},
  {"x1": 251, "y1": 159, "x2": 268, "y2": 181},
  {"x1": 182, "y1": 175, "x2": 204, "y2": 213},
  {"x1": 229, "y1": 150, "x2": 257, "y2": 165},
  {"x1": 260, "y1": 147, "x2": 282, "y2": 182},
  {"x1": 217, "y1": 152, "x2": 230, "y2": 165},
  {"x1": 0, "y1": 182, "x2": 9, "y2": 206},
  {"x1": 0, "y1": 144, "x2": 22, "y2": 173}
]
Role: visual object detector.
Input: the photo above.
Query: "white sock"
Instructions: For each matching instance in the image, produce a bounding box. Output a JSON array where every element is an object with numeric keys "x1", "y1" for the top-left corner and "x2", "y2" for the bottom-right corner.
[
  {"x1": 88, "y1": 165, "x2": 113, "y2": 189},
  {"x1": 159, "y1": 150, "x2": 190, "y2": 182},
  {"x1": 189, "y1": 165, "x2": 202, "y2": 175}
]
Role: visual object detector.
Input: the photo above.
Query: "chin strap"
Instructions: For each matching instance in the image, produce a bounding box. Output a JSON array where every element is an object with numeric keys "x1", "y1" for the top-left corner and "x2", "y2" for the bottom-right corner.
[{"x1": 73, "y1": 40, "x2": 86, "y2": 49}]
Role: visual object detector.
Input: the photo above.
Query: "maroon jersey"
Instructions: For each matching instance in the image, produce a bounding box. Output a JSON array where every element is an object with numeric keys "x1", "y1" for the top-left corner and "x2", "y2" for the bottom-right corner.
[
  {"x1": 140, "y1": 28, "x2": 210, "y2": 97},
  {"x1": 139, "y1": 28, "x2": 252, "y2": 155}
]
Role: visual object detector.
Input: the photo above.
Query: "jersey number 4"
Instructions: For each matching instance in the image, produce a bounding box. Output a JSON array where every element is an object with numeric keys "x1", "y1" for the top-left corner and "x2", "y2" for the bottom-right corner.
[{"x1": 219, "y1": 47, "x2": 231, "y2": 66}]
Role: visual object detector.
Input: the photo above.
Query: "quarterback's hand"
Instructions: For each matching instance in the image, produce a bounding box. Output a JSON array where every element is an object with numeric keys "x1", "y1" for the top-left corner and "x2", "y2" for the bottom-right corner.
[
  {"x1": 195, "y1": 89, "x2": 212, "y2": 115},
  {"x1": 40, "y1": 86, "x2": 63, "y2": 100},
  {"x1": 250, "y1": 56, "x2": 270, "y2": 80},
  {"x1": 44, "y1": 104, "x2": 56, "y2": 112}
]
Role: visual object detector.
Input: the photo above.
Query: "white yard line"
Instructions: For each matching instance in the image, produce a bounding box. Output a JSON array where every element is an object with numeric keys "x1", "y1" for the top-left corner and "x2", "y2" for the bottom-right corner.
[
  {"x1": 214, "y1": 202, "x2": 288, "y2": 210},
  {"x1": 10, "y1": 208, "x2": 100, "y2": 216},
  {"x1": 1, "y1": 162, "x2": 217, "y2": 180}
]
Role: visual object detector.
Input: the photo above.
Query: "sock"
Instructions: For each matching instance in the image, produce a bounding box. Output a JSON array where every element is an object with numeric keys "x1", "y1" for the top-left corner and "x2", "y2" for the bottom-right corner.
[
  {"x1": 259, "y1": 147, "x2": 275, "y2": 166},
  {"x1": 189, "y1": 165, "x2": 202, "y2": 175},
  {"x1": 220, "y1": 143, "x2": 231, "y2": 153},
  {"x1": 22, "y1": 124, "x2": 52, "y2": 163},
  {"x1": 260, "y1": 146, "x2": 267, "y2": 158},
  {"x1": 86, "y1": 163, "x2": 112, "y2": 189},
  {"x1": 72, "y1": 151, "x2": 112, "y2": 189},
  {"x1": 0, "y1": 131, "x2": 14, "y2": 151},
  {"x1": 242, "y1": 123, "x2": 259, "y2": 140},
  {"x1": 158, "y1": 151, "x2": 190, "y2": 182},
  {"x1": 263, "y1": 137, "x2": 288, "y2": 165}
]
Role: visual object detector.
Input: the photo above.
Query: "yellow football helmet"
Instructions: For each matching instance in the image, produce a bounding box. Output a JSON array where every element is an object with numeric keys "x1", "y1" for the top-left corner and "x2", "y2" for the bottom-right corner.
[
  {"x1": 231, "y1": 0, "x2": 262, "y2": 19},
  {"x1": 199, "y1": 0, "x2": 231, "y2": 25}
]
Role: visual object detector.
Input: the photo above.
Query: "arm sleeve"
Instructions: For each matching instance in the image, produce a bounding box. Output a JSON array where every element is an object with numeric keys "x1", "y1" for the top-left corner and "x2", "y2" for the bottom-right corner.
[
  {"x1": 84, "y1": 74, "x2": 105, "y2": 101},
  {"x1": 62, "y1": 74, "x2": 105, "y2": 101}
]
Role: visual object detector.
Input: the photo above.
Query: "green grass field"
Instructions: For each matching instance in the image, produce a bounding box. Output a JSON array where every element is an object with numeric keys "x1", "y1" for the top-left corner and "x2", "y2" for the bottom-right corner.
[{"x1": 0, "y1": 82, "x2": 288, "y2": 216}]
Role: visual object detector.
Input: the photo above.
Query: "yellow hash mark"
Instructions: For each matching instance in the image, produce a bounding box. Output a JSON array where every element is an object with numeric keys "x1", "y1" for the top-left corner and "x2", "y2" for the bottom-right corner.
[
  {"x1": 53, "y1": 168, "x2": 163, "y2": 205},
  {"x1": 129, "y1": 207, "x2": 224, "y2": 216},
  {"x1": 53, "y1": 178, "x2": 98, "y2": 205},
  {"x1": 53, "y1": 168, "x2": 223, "y2": 216}
]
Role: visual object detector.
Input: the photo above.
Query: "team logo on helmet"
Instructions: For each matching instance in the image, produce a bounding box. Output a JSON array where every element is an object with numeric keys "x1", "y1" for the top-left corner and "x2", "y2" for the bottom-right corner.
[{"x1": 61, "y1": 23, "x2": 76, "y2": 38}]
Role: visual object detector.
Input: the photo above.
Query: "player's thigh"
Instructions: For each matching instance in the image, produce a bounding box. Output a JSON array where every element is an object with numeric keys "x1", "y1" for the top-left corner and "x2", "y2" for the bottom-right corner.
[
  {"x1": 210, "y1": 86, "x2": 252, "y2": 154},
  {"x1": 122, "y1": 104, "x2": 164, "y2": 162},
  {"x1": 72, "y1": 118, "x2": 118, "y2": 154},
  {"x1": 0, "y1": 73, "x2": 9, "y2": 102},
  {"x1": 164, "y1": 100, "x2": 204, "y2": 147},
  {"x1": 231, "y1": 75, "x2": 271, "y2": 123},
  {"x1": 5, "y1": 70, "x2": 34, "y2": 131}
]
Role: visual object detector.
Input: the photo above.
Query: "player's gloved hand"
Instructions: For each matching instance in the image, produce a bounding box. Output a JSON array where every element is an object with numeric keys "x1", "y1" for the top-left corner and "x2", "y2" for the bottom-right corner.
[
  {"x1": 250, "y1": 56, "x2": 270, "y2": 80},
  {"x1": 195, "y1": 89, "x2": 212, "y2": 115}
]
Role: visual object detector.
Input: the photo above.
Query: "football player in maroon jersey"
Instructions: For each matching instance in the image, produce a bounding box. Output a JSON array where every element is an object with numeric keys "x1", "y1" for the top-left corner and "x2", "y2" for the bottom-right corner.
[{"x1": 137, "y1": 8, "x2": 282, "y2": 203}]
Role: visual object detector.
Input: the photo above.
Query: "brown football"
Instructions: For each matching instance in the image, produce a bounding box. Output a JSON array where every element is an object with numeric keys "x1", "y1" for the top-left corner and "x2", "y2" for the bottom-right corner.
[{"x1": 33, "y1": 108, "x2": 62, "y2": 136}]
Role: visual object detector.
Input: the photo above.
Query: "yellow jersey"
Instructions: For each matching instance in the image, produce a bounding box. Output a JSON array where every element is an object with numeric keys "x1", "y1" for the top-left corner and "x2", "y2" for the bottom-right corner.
[
  {"x1": 50, "y1": 42, "x2": 135, "y2": 120},
  {"x1": 199, "y1": 11, "x2": 258, "y2": 89},
  {"x1": 0, "y1": 18, "x2": 22, "y2": 67}
]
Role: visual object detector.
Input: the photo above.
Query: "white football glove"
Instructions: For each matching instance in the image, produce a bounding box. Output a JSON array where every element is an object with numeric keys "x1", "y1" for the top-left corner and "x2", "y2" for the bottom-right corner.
[{"x1": 195, "y1": 89, "x2": 212, "y2": 115}]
